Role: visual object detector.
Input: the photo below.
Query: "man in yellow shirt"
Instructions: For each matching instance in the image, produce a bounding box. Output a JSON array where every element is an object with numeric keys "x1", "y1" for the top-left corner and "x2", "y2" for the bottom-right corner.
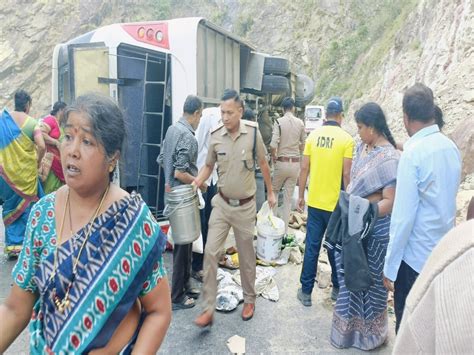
[{"x1": 297, "y1": 97, "x2": 354, "y2": 306}]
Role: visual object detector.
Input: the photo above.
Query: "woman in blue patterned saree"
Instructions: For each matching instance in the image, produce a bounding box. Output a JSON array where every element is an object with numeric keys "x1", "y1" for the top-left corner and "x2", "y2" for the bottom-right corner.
[
  {"x1": 0, "y1": 94, "x2": 171, "y2": 354},
  {"x1": 330, "y1": 103, "x2": 399, "y2": 350}
]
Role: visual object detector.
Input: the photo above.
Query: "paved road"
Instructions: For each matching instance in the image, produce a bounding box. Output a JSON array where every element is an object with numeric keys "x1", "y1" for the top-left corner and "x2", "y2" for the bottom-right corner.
[{"x1": 0, "y1": 215, "x2": 395, "y2": 354}]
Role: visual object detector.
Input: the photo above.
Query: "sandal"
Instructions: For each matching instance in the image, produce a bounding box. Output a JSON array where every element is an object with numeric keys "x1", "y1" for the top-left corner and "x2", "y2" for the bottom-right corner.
[
  {"x1": 186, "y1": 287, "x2": 201, "y2": 299},
  {"x1": 172, "y1": 296, "x2": 195, "y2": 310},
  {"x1": 5, "y1": 246, "x2": 21, "y2": 260}
]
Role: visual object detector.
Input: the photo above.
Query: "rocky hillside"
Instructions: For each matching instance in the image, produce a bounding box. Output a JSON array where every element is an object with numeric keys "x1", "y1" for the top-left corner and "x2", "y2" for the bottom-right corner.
[{"x1": 1, "y1": 0, "x2": 472, "y2": 216}]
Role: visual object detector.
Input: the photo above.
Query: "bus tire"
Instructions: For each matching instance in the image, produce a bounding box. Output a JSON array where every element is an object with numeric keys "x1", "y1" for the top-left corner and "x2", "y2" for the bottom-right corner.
[
  {"x1": 263, "y1": 56, "x2": 290, "y2": 76},
  {"x1": 261, "y1": 75, "x2": 290, "y2": 94}
]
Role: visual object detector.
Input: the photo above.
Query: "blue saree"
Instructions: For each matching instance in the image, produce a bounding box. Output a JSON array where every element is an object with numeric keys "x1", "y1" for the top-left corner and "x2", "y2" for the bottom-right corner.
[
  {"x1": 330, "y1": 143, "x2": 399, "y2": 350},
  {"x1": 12, "y1": 192, "x2": 167, "y2": 354}
]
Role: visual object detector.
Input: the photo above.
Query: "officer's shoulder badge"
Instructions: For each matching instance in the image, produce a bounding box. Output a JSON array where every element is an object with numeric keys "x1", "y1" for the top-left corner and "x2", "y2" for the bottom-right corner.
[
  {"x1": 243, "y1": 120, "x2": 258, "y2": 128},
  {"x1": 210, "y1": 123, "x2": 225, "y2": 134}
]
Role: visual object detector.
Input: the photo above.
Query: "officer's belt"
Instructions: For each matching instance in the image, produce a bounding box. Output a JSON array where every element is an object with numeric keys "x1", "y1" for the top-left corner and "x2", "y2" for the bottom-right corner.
[
  {"x1": 219, "y1": 191, "x2": 254, "y2": 207},
  {"x1": 277, "y1": 156, "x2": 300, "y2": 163}
]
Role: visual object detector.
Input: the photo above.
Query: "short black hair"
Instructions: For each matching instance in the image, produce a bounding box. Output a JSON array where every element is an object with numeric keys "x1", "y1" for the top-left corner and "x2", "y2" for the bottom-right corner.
[
  {"x1": 402, "y1": 83, "x2": 435, "y2": 123},
  {"x1": 51, "y1": 101, "x2": 67, "y2": 116},
  {"x1": 242, "y1": 108, "x2": 256, "y2": 121},
  {"x1": 14, "y1": 90, "x2": 32, "y2": 112},
  {"x1": 183, "y1": 95, "x2": 203, "y2": 115},
  {"x1": 221, "y1": 89, "x2": 242, "y2": 105},
  {"x1": 281, "y1": 97, "x2": 295, "y2": 111},
  {"x1": 434, "y1": 105, "x2": 444, "y2": 130}
]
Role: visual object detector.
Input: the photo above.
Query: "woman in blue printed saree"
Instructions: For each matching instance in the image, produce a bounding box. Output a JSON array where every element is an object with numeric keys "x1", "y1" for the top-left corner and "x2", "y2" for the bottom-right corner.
[
  {"x1": 329, "y1": 103, "x2": 399, "y2": 350},
  {"x1": 0, "y1": 94, "x2": 171, "y2": 354},
  {"x1": 0, "y1": 90, "x2": 45, "y2": 258}
]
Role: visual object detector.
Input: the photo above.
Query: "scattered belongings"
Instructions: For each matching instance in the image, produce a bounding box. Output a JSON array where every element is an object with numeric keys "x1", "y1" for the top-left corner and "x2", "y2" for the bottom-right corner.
[
  {"x1": 288, "y1": 211, "x2": 307, "y2": 230},
  {"x1": 256, "y1": 246, "x2": 302, "y2": 266},
  {"x1": 215, "y1": 266, "x2": 280, "y2": 312},
  {"x1": 227, "y1": 335, "x2": 246, "y2": 354},
  {"x1": 233, "y1": 266, "x2": 280, "y2": 302},
  {"x1": 219, "y1": 254, "x2": 239, "y2": 270},
  {"x1": 216, "y1": 269, "x2": 243, "y2": 312}
]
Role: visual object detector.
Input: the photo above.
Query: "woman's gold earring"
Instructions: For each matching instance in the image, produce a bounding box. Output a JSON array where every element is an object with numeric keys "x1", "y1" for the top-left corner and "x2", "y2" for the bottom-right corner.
[{"x1": 109, "y1": 165, "x2": 115, "y2": 173}]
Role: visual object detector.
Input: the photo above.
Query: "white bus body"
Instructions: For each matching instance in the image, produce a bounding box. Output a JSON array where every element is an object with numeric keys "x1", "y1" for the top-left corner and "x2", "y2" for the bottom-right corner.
[{"x1": 52, "y1": 17, "x2": 255, "y2": 217}]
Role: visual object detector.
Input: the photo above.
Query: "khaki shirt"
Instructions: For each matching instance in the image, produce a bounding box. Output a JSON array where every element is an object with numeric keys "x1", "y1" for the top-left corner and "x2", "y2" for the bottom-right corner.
[
  {"x1": 270, "y1": 112, "x2": 305, "y2": 157},
  {"x1": 206, "y1": 120, "x2": 267, "y2": 199}
]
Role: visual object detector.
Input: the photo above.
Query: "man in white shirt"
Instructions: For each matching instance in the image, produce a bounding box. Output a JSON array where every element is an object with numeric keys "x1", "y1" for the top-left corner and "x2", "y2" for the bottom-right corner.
[{"x1": 191, "y1": 107, "x2": 221, "y2": 281}]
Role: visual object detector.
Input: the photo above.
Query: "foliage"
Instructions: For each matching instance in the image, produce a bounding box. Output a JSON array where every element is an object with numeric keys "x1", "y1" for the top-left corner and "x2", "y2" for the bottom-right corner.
[
  {"x1": 315, "y1": 0, "x2": 418, "y2": 104},
  {"x1": 235, "y1": 14, "x2": 254, "y2": 36}
]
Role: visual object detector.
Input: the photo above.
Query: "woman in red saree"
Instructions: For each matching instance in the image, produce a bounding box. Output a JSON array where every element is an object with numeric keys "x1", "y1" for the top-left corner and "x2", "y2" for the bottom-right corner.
[{"x1": 40, "y1": 101, "x2": 67, "y2": 194}]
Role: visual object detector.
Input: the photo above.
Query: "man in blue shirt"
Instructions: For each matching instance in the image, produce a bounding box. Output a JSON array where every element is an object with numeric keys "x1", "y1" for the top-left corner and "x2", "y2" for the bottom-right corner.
[{"x1": 383, "y1": 83, "x2": 461, "y2": 332}]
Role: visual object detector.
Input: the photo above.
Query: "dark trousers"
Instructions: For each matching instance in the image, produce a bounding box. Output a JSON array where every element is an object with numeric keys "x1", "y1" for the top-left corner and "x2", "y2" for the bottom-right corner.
[
  {"x1": 300, "y1": 206, "x2": 339, "y2": 294},
  {"x1": 171, "y1": 243, "x2": 193, "y2": 303},
  {"x1": 394, "y1": 260, "x2": 419, "y2": 333},
  {"x1": 192, "y1": 182, "x2": 217, "y2": 272}
]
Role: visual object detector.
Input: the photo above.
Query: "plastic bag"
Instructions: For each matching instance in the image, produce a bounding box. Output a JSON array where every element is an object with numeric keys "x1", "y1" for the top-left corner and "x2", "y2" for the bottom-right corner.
[
  {"x1": 167, "y1": 226, "x2": 203, "y2": 254},
  {"x1": 192, "y1": 233, "x2": 203, "y2": 254},
  {"x1": 197, "y1": 189, "x2": 205, "y2": 210},
  {"x1": 256, "y1": 201, "x2": 285, "y2": 237}
]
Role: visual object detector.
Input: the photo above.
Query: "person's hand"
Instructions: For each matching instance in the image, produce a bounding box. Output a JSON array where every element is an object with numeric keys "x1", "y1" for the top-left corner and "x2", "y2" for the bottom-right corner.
[
  {"x1": 191, "y1": 179, "x2": 200, "y2": 192},
  {"x1": 267, "y1": 191, "x2": 276, "y2": 209},
  {"x1": 199, "y1": 182, "x2": 208, "y2": 193},
  {"x1": 297, "y1": 197, "x2": 305, "y2": 212},
  {"x1": 383, "y1": 275, "x2": 394, "y2": 292},
  {"x1": 165, "y1": 183, "x2": 171, "y2": 193},
  {"x1": 55, "y1": 140, "x2": 61, "y2": 149}
]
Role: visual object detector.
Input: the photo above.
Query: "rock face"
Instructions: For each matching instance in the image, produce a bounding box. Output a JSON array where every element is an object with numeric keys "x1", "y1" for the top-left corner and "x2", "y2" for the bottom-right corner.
[
  {"x1": 0, "y1": 0, "x2": 472, "y2": 202},
  {"x1": 0, "y1": 0, "x2": 146, "y2": 117}
]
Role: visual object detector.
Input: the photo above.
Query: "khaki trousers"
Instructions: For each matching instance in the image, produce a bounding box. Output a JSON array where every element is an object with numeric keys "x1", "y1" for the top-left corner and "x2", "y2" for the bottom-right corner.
[
  {"x1": 272, "y1": 160, "x2": 300, "y2": 233},
  {"x1": 202, "y1": 193, "x2": 257, "y2": 313}
]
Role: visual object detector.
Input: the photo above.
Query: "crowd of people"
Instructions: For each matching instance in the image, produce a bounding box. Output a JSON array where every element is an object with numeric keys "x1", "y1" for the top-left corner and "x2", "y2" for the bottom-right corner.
[{"x1": 0, "y1": 82, "x2": 470, "y2": 353}]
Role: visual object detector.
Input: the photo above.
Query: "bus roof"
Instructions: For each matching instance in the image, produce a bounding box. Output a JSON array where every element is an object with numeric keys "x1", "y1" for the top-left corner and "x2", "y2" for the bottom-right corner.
[{"x1": 64, "y1": 17, "x2": 255, "y2": 51}]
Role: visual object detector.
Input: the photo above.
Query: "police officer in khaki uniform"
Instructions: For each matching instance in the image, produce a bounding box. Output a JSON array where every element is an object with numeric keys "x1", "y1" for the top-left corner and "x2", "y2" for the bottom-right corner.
[
  {"x1": 270, "y1": 97, "x2": 306, "y2": 234},
  {"x1": 193, "y1": 89, "x2": 276, "y2": 327}
]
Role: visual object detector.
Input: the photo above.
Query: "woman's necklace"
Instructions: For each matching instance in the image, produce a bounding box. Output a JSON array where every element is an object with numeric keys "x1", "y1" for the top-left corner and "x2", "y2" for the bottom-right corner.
[
  {"x1": 365, "y1": 136, "x2": 386, "y2": 154},
  {"x1": 50, "y1": 184, "x2": 110, "y2": 313}
]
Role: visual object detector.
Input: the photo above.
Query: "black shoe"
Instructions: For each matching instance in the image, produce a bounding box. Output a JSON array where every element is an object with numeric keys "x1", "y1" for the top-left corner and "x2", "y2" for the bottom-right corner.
[
  {"x1": 297, "y1": 288, "x2": 312, "y2": 307},
  {"x1": 191, "y1": 270, "x2": 204, "y2": 282},
  {"x1": 186, "y1": 287, "x2": 201, "y2": 299}
]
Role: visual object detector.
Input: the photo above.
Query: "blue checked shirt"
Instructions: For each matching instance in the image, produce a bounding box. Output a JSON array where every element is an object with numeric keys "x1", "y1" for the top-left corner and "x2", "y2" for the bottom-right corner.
[{"x1": 384, "y1": 124, "x2": 461, "y2": 281}]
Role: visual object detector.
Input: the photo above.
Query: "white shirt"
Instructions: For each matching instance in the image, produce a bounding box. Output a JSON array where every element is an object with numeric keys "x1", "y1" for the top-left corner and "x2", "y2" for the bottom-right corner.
[{"x1": 195, "y1": 106, "x2": 221, "y2": 185}]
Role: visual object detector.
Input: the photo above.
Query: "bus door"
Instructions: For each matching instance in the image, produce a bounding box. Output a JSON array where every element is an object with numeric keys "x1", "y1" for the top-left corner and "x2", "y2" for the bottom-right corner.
[
  {"x1": 72, "y1": 46, "x2": 110, "y2": 97},
  {"x1": 116, "y1": 44, "x2": 171, "y2": 218}
]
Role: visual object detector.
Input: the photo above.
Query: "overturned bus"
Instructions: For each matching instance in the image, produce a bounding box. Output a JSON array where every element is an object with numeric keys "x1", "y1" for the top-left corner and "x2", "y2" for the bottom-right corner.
[{"x1": 51, "y1": 17, "x2": 314, "y2": 218}]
